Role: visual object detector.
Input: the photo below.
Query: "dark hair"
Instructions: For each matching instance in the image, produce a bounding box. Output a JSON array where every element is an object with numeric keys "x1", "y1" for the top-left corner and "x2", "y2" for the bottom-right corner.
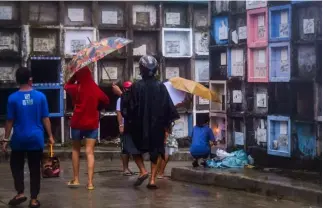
[
  {"x1": 16, "y1": 67, "x2": 31, "y2": 85},
  {"x1": 196, "y1": 114, "x2": 210, "y2": 127}
]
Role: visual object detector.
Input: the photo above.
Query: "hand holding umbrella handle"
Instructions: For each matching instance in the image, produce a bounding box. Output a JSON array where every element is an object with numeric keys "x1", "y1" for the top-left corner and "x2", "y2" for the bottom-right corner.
[
  {"x1": 67, "y1": 74, "x2": 77, "y2": 84},
  {"x1": 49, "y1": 144, "x2": 54, "y2": 158},
  {"x1": 112, "y1": 83, "x2": 123, "y2": 96}
]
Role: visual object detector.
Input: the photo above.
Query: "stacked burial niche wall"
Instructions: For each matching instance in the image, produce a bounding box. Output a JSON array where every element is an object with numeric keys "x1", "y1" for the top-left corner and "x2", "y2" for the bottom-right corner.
[
  {"x1": 209, "y1": 0, "x2": 321, "y2": 167},
  {"x1": 0, "y1": 1, "x2": 215, "y2": 144}
]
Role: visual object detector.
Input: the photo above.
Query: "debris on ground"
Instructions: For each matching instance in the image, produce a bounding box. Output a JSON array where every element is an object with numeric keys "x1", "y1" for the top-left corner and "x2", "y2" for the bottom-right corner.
[{"x1": 206, "y1": 149, "x2": 253, "y2": 168}]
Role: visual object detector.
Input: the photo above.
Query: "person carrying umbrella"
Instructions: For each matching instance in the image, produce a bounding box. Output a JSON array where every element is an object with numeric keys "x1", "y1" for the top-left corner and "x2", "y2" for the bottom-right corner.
[
  {"x1": 65, "y1": 66, "x2": 109, "y2": 190},
  {"x1": 112, "y1": 55, "x2": 179, "y2": 189},
  {"x1": 65, "y1": 37, "x2": 131, "y2": 190}
]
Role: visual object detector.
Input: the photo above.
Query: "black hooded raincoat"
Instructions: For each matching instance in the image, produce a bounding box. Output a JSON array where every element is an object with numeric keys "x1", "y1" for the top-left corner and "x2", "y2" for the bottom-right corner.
[{"x1": 122, "y1": 77, "x2": 179, "y2": 163}]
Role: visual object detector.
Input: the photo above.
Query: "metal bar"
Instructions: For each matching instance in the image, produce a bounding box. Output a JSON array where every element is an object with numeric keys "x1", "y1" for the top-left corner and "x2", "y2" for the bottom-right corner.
[
  {"x1": 86, "y1": 37, "x2": 111, "y2": 80},
  {"x1": 61, "y1": 117, "x2": 64, "y2": 144}
]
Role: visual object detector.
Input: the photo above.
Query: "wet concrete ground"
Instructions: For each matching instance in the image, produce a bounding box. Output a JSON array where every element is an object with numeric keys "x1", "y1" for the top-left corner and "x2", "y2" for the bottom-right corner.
[{"x1": 0, "y1": 161, "x2": 319, "y2": 208}]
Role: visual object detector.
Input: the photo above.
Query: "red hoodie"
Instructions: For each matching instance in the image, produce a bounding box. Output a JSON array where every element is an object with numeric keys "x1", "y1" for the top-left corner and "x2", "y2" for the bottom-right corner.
[{"x1": 64, "y1": 66, "x2": 109, "y2": 130}]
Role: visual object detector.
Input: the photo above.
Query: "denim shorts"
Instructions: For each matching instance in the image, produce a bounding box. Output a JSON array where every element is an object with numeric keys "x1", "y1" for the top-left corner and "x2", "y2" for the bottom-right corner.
[{"x1": 71, "y1": 129, "x2": 98, "y2": 140}]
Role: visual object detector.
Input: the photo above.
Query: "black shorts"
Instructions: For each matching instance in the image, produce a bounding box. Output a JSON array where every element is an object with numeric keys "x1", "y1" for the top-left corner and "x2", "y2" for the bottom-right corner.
[
  {"x1": 120, "y1": 134, "x2": 141, "y2": 155},
  {"x1": 191, "y1": 154, "x2": 209, "y2": 160}
]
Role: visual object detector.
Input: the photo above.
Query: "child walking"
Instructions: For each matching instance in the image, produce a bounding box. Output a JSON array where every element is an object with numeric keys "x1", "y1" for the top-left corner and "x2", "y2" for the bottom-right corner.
[
  {"x1": 190, "y1": 114, "x2": 216, "y2": 167},
  {"x1": 157, "y1": 125, "x2": 178, "y2": 179}
]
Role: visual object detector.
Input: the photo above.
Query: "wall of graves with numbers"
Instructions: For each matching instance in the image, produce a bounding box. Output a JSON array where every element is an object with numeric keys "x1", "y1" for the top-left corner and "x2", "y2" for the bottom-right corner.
[
  {"x1": 0, "y1": 1, "x2": 212, "y2": 144},
  {"x1": 209, "y1": 0, "x2": 322, "y2": 168}
]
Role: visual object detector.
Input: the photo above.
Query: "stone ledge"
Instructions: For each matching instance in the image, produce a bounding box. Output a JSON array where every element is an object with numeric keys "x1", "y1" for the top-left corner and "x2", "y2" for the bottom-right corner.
[{"x1": 171, "y1": 167, "x2": 322, "y2": 205}]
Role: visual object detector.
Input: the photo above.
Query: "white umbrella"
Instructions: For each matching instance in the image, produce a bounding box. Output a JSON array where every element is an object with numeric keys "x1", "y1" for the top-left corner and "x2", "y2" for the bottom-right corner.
[{"x1": 164, "y1": 81, "x2": 186, "y2": 106}]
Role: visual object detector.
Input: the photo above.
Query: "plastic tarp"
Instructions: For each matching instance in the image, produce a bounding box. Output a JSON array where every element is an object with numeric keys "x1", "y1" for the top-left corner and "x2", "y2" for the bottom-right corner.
[{"x1": 206, "y1": 150, "x2": 249, "y2": 168}]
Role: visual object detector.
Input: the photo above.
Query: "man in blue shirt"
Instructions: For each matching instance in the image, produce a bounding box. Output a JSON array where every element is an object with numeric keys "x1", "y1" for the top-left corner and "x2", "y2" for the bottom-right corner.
[
  {"x1": 190, "y1": 114, "x2": 216, "y2": 167},
  {"x1": 1, "y1": 67, "x2": 54, "y2": 208}
]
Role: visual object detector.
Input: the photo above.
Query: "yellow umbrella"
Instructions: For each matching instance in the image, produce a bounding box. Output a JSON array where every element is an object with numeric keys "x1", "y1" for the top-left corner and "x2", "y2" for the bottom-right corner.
[{"x1": 169, "y1": 77, "x2": 221, "y2": 103}]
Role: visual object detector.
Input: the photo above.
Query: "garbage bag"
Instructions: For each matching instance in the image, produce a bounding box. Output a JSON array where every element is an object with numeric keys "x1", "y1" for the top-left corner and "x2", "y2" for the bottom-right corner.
[{"x1": 206, "y1": 150, "x2": 249, "y2": 168}]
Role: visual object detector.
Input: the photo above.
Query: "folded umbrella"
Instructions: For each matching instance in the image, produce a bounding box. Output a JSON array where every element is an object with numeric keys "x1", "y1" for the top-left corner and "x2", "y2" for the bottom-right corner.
[{"x1": 169, "y1": 77, "x2": 221, "y2": 103}]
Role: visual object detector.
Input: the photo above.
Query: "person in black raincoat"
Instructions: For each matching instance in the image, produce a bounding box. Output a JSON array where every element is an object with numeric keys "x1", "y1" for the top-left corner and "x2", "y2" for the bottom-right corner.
[{"x1": 112, "y1": 55, "x2": 179, "y2": 189}]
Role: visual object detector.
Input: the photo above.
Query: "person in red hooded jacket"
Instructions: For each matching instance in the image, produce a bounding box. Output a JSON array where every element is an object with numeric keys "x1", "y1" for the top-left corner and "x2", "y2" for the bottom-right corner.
[{"x1": 64, "y1": 66, "x2": 109, "y2": 190}]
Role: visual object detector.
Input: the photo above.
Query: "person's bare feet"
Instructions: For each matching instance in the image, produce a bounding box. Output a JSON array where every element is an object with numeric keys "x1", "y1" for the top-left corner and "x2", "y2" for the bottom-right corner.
[
  {"x1": 15, "y1": 194, "x2": 25, "y2": 199},
  {"x1": 138, "y1": 170, "x2": 148, "y2": 178},
  {"x1": 30, "y1": 199, "x2": 40, "y2": 207},
  {"x1": 8, "y1": 194, "x2": 27, "y2": 206},
  {"x1": 149, "y1": 177, "x2": 156, "y2": 185},
  {"x1": 67, "y1": 179, "x2": 80, "y2": 188},
  {"x1": 157, "y1": 174, "x2": 164, "y2": 179},
  {"x1": 87, "y1": 183, "x2": 95, "y2": 190},
  {"x1": 87, "y1": 180, "x2": 94, "y2": 188},
  {"x1": 73, "y1": 179, "x2": 80, "y2": 184},
  {"x1": 123, "y1": 169, "x2": 134, "y2": 176},
  {"x1": 147, "y1": 177, "x2": 159, "y2": 189}
]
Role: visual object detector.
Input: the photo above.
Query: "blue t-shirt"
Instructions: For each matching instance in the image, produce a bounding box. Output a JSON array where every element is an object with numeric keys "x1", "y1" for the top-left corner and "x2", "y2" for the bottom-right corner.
[
  {"x1": 7, "y1": 90, "x2": 49, "y2": 151},
  {"x1": 190, "y1": 125, "x2": 215, "y2": 156}
]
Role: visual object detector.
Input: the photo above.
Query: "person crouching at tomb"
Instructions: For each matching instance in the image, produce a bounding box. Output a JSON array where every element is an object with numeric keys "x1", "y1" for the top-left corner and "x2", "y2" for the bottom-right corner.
[
  {"x1": 190, "y1": 114, "x2": 216, "y2": 168},
  {"x1": 64, "y1": 66, "x2": 109, "y2": 190},
  {"x1": 112, "y1": 55, "x2": 179, "y2": 189},
  {"x1": 2, "y1": 67, "x2": 55, "y2": 208}
]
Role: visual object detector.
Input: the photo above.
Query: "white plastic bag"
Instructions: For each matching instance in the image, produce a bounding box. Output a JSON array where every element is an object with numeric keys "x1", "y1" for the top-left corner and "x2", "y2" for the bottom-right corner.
[
  {"x1": 248, "y1": 155, "x2": 255, "y2": 165},
  {"x1": 216, "y1": 149, "x2": 234, "y2": 160}
]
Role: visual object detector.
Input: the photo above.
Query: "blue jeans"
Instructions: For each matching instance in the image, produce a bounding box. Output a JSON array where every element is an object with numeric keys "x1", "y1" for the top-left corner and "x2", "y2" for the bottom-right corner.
[{"x1": 71, "y1": 129, "x2": 98, "y2": 140}]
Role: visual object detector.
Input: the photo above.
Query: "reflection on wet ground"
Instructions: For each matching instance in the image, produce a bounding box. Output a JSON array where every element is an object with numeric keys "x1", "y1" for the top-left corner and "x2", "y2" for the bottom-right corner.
[{"x1": 0, "y1": 161, "x2": 319, "y2": 208}]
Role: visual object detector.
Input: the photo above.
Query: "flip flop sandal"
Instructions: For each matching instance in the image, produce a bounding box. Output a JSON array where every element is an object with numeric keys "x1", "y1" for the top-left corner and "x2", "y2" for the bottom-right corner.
[
  {"x1": 8, "y1": 196, "x2": 27, "y2": 206},
  {"x1": 123, "y1": 171, "x2": 134, "y2": 176},
  {"x1": 87, "y1": 185, "x2": 95, "y2": 190},
  {"x1": 146, "y1": 184, "x2": 159, "y2": 190},
  {"x1": 67, "y1": 180, "x2": 80, "y2": 188},
  {"x1": 157, "y1": 175, "x2": 164, "y2": 179},
  {"x1": 133, "y1": 174, "x2": 149, "y2": 187},
  {"x1": 28, "y1": 200, "x2": 40, "y2": 208},
  {"x1": 192, "y1": 161, "x2": 199, "y2": 168}
]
